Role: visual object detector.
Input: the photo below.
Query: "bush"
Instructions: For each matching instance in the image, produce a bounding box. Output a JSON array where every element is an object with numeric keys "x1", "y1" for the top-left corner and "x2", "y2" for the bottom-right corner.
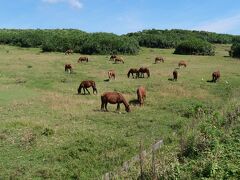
[
  {"x1": 174, "y1": 39, "x2": 215, "y2": 55},
  {"x1": 229, "y1": 43, "x2": 240, "y2": 58}
]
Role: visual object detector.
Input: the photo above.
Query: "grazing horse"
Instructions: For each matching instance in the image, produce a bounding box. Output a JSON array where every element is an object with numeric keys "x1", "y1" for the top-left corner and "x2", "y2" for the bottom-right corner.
[
  {"x1": 155, "y1": 56, "x2": 164, "y2": 63},
  {"x1": 114, "y1": 57, "x2": 124, "y2": 64},
  {"x1": 78, "y1": 56, "x2": 89, "y2": 63},
  {"x1": 173, "y1": 69, "x2": 178, "y2": 81},
  {"x1": 101, "y1": 92, "x2": 130, "y2": 112},
  {"x1": 127, "y1": 68, "x2": 139, "y2": 78},
  {"x1": 178, "y1": 61, "x2": 187, "y2": 67},
  {"x1": 78, "y1": 80, "x2": 97, "y2": 95},
  {"x1": 212, "y1": 70, "x2": 220, "y2": 82},
  {"x1": 109, "y1": 55, "x2": 117, "y2": 61},
  {"x1": 65, "y1": 49, "x2": 73, "y2": 55},
  {"x1": 138, "y1": 67, "x2": 150, "y2": 78},
  {"x1": 108, "y1": 70, "x2": 116, "y2": 80},
  {"x1": 65, "y1": 64, "x2": 72, "y2": 73},
  {"x1": 137, "y1": 86, "x2": 146, "y2": 106}
]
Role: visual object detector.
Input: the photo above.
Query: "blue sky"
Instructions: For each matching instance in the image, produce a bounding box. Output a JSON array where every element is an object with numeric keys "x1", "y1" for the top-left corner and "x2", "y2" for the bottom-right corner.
[{"x1": 0, "y1": 0, "x2": 240, "y2": 35}]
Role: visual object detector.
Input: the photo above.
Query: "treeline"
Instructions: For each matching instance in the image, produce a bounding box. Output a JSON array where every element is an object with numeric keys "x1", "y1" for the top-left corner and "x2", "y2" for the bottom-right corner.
[
  {"x1": 127, "y1": 29, "x2": 235, "y2": 49},
  {"x1": 0, "y1": 29, "x2": 140, "y2": 55}
]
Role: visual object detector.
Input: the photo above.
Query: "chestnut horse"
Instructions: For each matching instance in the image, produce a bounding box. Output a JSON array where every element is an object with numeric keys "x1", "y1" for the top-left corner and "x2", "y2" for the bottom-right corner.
[
  {"x1": 78, "y1": 80, "x2": 97, "y2": 94},
  {"x1": 127, "y1": 68, "x2": 139, "y2": 78},
  {"x1": 173, "y1": 69, "x2": 178, "y2": 81},
  {"x1": 108, "y1": 70, "x2": 116, "y2": 80},
  {"x1": 137, "y1": 86, "x2": 146, "y2": 106},
  {"x1": 138, "y1": 67, "x2": 150, "y2": 78},
  {"x1": 65, "y1": 49, "x2": 73, "y2": 55},
  {"x1": 212, "y1": 70, "x2": 220, "y2": 82},
  {"x1": 109, "y1": 55, "x2": 117, "y2": 61},
  {"x1": 65, "y1": 64, "x2": 72, "y2": 73},
  {"x1": 155, "y1": 56, "x2": 164, "y2": 63},
  {"x1": 114, "y1": 57, "x2": 124, "y2": 64},
  {"x1": 101, "y1": 92, "x2": 130, "y2": 112},
  {"x1": 78, "y1": 56, "x2": 89, "y2": 63},
  {"x1": 178, "y1": 61, "x2": 187, "y2": 67}
]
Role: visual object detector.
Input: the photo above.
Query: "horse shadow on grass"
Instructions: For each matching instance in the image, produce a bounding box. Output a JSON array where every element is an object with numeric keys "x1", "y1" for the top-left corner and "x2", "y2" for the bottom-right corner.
[
  {"x1": 104, "y1": 79, "x2": 110, "y2": 82},
  {"x1": 129, "y1": 99, "x2": 140, "y2": 106}
]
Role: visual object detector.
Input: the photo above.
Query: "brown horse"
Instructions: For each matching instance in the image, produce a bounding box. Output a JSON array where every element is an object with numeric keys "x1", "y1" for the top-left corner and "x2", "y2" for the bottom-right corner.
[
  {"x1": 127, "y1": 68, "x2": 139, "y2": 78},
  {"x1": 78, "y1": 56, "x2": 89, "y2": 63},
  {"x1": 65, "y1": 64, "x2": 72, "y2": 73},
  {"x1": 138, "y1": 67, "x2": 150, "y2": 78},
  {"x1": 114, "y1": 57, "x2": 124, "y2": 64},
  {"x1": 65, "y1": 49, "x2": 73, "y2": 55},
  {"x1": 178, "y1": 61, "x2": 187, "y2": 67},
  {"x1": 109, "y1": 55, "x2": 117, "y2": 61},
  {"x1": 108, "y1": 70, "x2": 116, "y2": 80},
  {"x1": 212, "y1": 70, "x2": 220, "y2": 82},
  {"x1": 155, "y1": 56, "x2": 164, "y2": 63},
  {"x1": 137, "y1": 86, "x2": 146, "y2": 106},
  {"x1": 173, "y1": 69, "x2": 178, "y2": 81},
  {"x1": 78, "y1": 80, "x2": 97, "y2": 94},
  {"x1": 101, "y1": 92, "x2": 130, "y2": 112}
]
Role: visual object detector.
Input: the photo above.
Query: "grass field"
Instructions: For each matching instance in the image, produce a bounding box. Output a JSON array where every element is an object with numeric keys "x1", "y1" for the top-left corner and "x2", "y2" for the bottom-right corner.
[{"x1": 0, "y1": 44, "x2": 239, "y2": 179}]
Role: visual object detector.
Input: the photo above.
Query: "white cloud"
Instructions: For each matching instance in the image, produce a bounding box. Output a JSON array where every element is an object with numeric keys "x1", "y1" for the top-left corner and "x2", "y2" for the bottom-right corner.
[
  {"x1": 42, "y1": 0, "x2": 83, "y2": 9},
  {"x1": 194, "y1": 14, "x2": 240, "y2": 34}
]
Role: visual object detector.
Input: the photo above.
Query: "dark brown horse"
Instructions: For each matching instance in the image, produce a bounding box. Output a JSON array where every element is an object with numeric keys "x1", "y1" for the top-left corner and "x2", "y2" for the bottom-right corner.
[
  {"x1": 127, "y1": 68, "x2": 139, "y2": 78},
  {"x1": 212, "y1": 70, "x2": 220, "y2": 82},
  {"x1": 114, "y1": 57, "x2": 124, "y2": 64},
  {"x1": 155, "y1": 56, "x2": 164, "y2": 63},
  {"x1": 78, "y1": 80, "x2": 97, "y2": 94},
  {"x1": 78, "y1": 56, "x2": 89, "y2": 63},
  {"x1": 178, "y1": 60, "x2": 187, "y2": 67},
  {"x1": 101, "y1": 92, "x2": 130, "y2": 112},
  {"x1": 65, "y1": 49, "x2": 73, "y2": 55},
  {"x1": 109, "y1": 55, "x2": 117, "y2": 61},
  {"x1": 138, "y1": 67, "x2": 150, "y2": 78},
  {"x1": 173, "y1": 69, "x2": 178, "y2": 81},
  {"x1": 108, "y1": 70, "x2": 116, "y2": 80},
  {"x1": 137, "y1": 86, "x2": 146, "y2": 106},
  {"x1": 65, "y1": 64, "x2": 72, "y2": 73}
]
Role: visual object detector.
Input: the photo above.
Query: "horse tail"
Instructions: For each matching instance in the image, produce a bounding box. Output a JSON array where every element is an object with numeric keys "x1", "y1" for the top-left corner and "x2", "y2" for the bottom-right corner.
[
  {"x1": 78, "y1": 84, "x2": 82, "y2": 94},
  {"x1": 127, "y1": 70, "x2": 131, "y2": 78},
  {"x1": 92, "y1": 81, "x2": 97, "y2": 94}
]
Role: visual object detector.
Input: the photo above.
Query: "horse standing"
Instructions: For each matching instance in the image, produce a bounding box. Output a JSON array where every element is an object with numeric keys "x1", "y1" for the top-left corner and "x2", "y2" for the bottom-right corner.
[
  {"x1": 101, "y1": 92, "x2": 130, "y2": 112},
  {"x1": 78, "y1": 80, "x2": 97, "y2": 94},
  {"x1": 65, "y1": 64, "x2": 72, "y2": 74},
  {"x1": 212, "y1": 70, "x2": 220, "y2": 82},
  {"x1": 173, "y1": 69, "x2": 178, "y2": 81},
  {"x1": 127, "y1": 68, "x2": 139, "y2": 78},
  {"x1": 65, "y1": 49, "x2": 73, "y2": 55},
  {"x1": 137, "y1": 86, "x2": 146, "y2": 106},
  {"x1": 108, "y1": 70, "x2": 116, "y2": 80},
  {"x1": 78, "y1": 56, "x2": 89, "y2": 63},
  {"x1": 109, "y1": 55, "x2": 117, "y2": 61},
  {"x1": 155, "y1": 56, "x2": 164, "y2": 63},
  {"x1": 178, "y1": 61, "x2": 187, "y2": 67},
  {"x1": 138, "y1": 67, "x2": 150, "y2": 78},
  {"x1": 114, "y1": 57, "x2": 124, "y2": 64}
]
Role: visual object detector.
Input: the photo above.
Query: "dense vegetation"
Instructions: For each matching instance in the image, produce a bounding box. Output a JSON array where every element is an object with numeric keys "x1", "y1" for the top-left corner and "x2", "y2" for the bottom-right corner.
[
  {"x1": 127, "y1": 29, "x2": 235, "y2": 49},
  {"x1": 174, "y1": 39, "x2": 215, "y2": 55},
  {"x1": 229, "y1": 43, "x2": 240, "y2": 58},
  {"x1": 0, "y1": 29, "x2": 140, "y2": 55}
]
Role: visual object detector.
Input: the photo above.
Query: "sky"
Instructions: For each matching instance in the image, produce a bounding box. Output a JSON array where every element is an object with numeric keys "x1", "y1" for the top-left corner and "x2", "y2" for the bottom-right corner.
[{"x1": 0, "y1": 0, "x2": 240, "y2": 35}]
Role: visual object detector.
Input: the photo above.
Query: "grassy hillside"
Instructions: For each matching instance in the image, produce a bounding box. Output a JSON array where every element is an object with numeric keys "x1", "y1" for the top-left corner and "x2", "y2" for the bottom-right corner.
[{"x1": 0, "y1": 44, "x2": 239, "y2": 179}]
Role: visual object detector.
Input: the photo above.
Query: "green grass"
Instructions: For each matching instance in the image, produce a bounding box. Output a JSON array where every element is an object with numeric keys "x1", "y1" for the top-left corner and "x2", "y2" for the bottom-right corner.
[{"x1": 0, "y1": 44, "x2": 239, "y2": 179}]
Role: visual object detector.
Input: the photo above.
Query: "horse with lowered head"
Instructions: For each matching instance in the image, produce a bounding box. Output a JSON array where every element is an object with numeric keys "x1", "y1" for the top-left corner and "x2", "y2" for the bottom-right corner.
[
  {"x1": 78, "y1": 80, "x2": 97, "y2": 95},
  {"x1": 212, "y1": 70, "x2": 220, "y2": 82},
  {"x1": 127, "y1": 68, "x2": 139, "y2": 78},
  {"x1": 138, "y1": 67, "x2": 150, "y2": 78},
  {"x1": 65, "y1": 64, "x2": 72, "y2": 73},
  {"x1": 137, "y1": 86, "x2": 146, "y2": 106},
  {"x1": 109, "y1": 55, "x2": 117, "y2": 61},
  {"x1": 114, "y1": 57, "x2": 124, "y2": 64},
  {"x1": 78, "y1": 56, "x2": 89, "y2": 63},
  {"x1": 108, "y1": 70, "x2": 116, "y2": 80},
  {"x1": 155, "y1": 56, "x2": 164, "y2": 63},
  {"x1": 65, "y1": 49, "x2": 73, "y2": 55},
  {"x1": 178, "y1": 60, "x2": 187, "y2": 67},
  {"x1": 101, "y1": 92, "x2": 130, "y2": 112}
]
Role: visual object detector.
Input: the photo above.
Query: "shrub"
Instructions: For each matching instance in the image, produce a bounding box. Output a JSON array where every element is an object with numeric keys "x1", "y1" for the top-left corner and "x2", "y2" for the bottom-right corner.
[
  {"x1": 229, "y1": 43, "x2": 240, "y2": 58},
  {"x1": 174, "y1": 39, "x2": 215, "y2": 55}
]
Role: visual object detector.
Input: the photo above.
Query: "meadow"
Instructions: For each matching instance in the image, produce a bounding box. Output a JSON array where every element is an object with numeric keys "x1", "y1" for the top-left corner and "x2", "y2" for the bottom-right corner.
[{"x1": 0, "y1": 44, "x2": 239, "y2": 179}]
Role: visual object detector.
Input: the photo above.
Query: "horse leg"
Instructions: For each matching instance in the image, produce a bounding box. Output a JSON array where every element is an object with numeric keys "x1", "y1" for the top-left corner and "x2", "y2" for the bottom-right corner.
[
  {"x1": 116, "y1": 103, "x2": 120, "y2": 111},
  {"x1": 83, "y1": 88, "x2": 86, "y2": 94},
  {"x1": 86, "y1": 88, "x2": 90, "y2": 94},
  {"x1": 105, "y1": 103, "x2": 108, "y2": 111}
]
